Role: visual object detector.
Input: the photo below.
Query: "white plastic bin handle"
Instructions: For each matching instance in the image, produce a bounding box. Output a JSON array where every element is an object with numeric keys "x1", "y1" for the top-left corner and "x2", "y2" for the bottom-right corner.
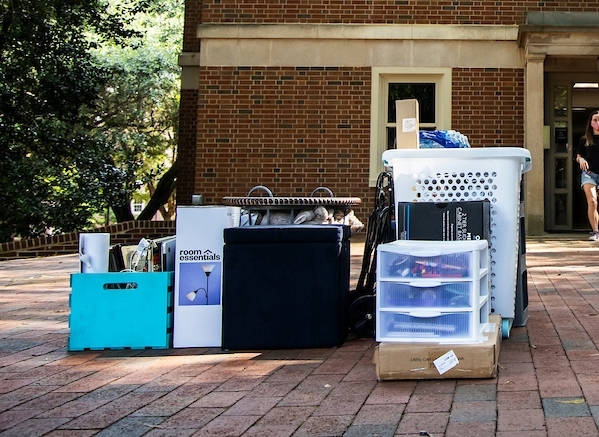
[
  {"x1": 409, "y1": 281, "x2": 442, "y2": 288},
  {"x1": 409, "y1": 251, "x2": 441, "y2": 257},
  {"x1": 409, "y1": 311, "x2": 442, "y2": 318}
]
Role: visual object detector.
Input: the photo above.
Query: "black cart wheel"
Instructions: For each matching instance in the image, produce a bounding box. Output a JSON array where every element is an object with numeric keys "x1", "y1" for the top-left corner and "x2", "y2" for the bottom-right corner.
[{"x1": 348, "y1": 294, "x2": 375, "y2": 339}]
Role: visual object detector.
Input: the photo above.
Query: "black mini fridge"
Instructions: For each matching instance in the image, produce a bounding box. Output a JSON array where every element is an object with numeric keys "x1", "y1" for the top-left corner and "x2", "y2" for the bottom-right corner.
[{"x1": 222, "y1": 225, "x2": 351, "y2": 350}]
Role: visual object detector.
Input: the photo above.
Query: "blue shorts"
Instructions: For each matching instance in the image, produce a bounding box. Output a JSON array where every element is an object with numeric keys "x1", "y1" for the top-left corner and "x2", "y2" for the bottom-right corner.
[{"x1": 581, "y1": 170, "x2": 599, "y2": 188}]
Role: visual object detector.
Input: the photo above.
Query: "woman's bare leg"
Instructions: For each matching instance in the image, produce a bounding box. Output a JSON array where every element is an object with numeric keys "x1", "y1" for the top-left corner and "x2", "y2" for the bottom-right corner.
[{"x1": 583, "y1": 183, "x2": 599, "y2": 232}]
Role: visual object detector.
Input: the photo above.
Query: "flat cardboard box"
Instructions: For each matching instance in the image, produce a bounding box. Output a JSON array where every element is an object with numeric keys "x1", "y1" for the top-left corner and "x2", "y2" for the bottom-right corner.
[
  {"x1": 396, "y1": 201, "x2": 490, "y2": 242},
  {"x1": 372, "y1": 315, "x2": 501, "y2": 380},
  {"x1": 395, "y1": 99, "x2": 419, "y2": 149}
]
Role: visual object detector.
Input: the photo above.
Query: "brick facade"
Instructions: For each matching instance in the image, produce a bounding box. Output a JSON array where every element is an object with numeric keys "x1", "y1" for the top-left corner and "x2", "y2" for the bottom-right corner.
[
  {"x1": 196, "y1": 66, "x2": 372, "y2": 207},
  {"x1": 177, "y1": 88, "x2": 199, "y2": 205},
  {"x1": 183, "y1": 0, "x2": 202, "y2": 52},
  {"x1": 190, "y1": 66, "x2": 525, "y2": 220},
  {"x1": 197, "y1": 1, "x2": 596, "y2": 25},
  {"x1": 174, "y1": 1, "x2": 593, "y2": 235},
  {"x1": 452, "y1": 68, "x2": 525, "y2": 147}
]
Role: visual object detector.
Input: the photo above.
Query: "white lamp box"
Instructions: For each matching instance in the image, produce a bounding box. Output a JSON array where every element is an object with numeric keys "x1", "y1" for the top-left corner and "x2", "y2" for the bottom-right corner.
[{"x1": 173, "y1": 205, "x2": 240, "y2": 348}]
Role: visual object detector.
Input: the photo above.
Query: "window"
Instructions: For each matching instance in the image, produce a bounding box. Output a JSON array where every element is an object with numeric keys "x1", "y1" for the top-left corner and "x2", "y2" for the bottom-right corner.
[
  {"x1": 133, "y1": 201, "x2": 143, "y2": 213},
  {"x1": 369, "y1": 67, "x2": 452, "y2": 185},
  {"x1": 387, "y1": 83, "x2": 436, "y2": 149}
]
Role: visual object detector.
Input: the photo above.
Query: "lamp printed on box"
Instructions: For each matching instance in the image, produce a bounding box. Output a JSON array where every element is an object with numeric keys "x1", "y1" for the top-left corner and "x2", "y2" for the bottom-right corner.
[{"x1": 179, "y1": 262, "x2": 221, "y2": 306}]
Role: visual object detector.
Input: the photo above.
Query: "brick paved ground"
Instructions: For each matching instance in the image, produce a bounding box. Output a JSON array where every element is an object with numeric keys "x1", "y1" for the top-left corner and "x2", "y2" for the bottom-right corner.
[{"x1": 1, "y1": 235, "x2": 599, "y2": 436}]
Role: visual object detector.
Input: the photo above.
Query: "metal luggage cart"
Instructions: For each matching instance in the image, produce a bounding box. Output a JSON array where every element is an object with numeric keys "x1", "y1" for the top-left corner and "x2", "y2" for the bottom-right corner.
[{"x1": 347, "y1": 172, "x2": 394, "y2": 339}]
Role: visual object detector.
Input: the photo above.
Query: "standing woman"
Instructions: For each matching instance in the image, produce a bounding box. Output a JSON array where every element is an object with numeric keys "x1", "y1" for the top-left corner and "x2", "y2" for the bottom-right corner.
[{"x1": 576, "y1": 109, "x2": 599, "y2": 241}]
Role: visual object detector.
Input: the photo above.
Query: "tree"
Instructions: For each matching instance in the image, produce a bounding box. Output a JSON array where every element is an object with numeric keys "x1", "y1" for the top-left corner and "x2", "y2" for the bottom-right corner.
[
  {"x1": 0, "y1": 0, "x2": 182, "y2": 242},
  {"x1": 0, "y1": 0, "x2": 133, "y2": 242},
  {"x1": 90, "y1": 0, "x2": 182, "y2": 222}
]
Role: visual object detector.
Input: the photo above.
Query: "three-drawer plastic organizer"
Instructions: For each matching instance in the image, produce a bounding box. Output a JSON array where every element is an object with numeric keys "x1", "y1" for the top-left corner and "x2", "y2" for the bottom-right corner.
[
  {"x1": 382, "y1": 148, "x2": 531, "y2": 334},
  {"x1": 376, "y1": 240, "x2": 490, "y2": 343}
]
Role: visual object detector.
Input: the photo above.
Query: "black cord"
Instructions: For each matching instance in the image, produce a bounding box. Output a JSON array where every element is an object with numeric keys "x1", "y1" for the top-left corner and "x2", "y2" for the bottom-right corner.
[{"x1": 354, "y1": 171, "x2": 394, "y2": 296}]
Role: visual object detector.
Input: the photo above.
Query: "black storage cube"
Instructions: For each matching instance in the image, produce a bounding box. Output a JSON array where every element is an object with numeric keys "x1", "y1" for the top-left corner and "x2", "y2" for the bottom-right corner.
[{"x1": 222, "y1": 225, "x2": 350, "y2": 349}]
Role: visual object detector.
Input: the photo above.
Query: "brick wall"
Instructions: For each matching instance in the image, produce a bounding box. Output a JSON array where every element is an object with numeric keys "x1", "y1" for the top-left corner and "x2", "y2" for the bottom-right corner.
[
  {"x1": 178, "y1": 88, "x2": 199, "y2": 205},
  {"x1": 0, "y1": 221, "x2": 176, "y2": 261},
  {"x1": 192, "y1": 66, "x2": 526, "y2": 221},
  {"x1": 195, "y1": 66, "x2": 372, "y2": 213},
  {"x1": 183, "y1": 0, "x2": 202, "y2": 52},
  {"x1": 177, "y1": 0, "x2": 202, "y2": 207},
  {"x1": 197, "y1": 0, "x2": 596, "y2": 25},
  {"x1": 452, "y1": 68, "x2": 525, "y2": 147},
  {"x1": 181, "y1": 2, "x2": 531, "y2": 215}
]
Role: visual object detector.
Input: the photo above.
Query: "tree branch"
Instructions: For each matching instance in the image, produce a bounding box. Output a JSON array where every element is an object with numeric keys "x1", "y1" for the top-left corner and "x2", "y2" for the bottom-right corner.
[{"x1": 137, "y1": 160, "x2": 177, "y2": 220}]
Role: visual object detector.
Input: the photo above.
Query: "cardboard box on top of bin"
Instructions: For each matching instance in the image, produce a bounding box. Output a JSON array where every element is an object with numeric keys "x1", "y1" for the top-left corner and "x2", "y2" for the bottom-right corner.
[{"x1": 395, "y1": 99, "x2": 419, "y2": 149}]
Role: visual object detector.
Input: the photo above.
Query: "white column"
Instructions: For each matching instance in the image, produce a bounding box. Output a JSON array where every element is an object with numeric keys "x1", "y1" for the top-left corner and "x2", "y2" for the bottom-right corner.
[{"x1": 524, "y1": 53, "x2": 546, "y2": 236}]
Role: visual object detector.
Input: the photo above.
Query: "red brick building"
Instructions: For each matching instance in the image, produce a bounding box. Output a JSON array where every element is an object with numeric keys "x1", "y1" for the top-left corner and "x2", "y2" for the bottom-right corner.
[{"x1": 177, "y1": 1, "x2": 599, "y2": 235}]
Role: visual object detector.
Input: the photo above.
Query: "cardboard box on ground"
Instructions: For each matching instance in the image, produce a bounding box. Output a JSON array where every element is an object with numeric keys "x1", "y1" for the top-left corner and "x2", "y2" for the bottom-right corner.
[{"x1": 372, "y1": 315, "x2": 502, "y2": 380}]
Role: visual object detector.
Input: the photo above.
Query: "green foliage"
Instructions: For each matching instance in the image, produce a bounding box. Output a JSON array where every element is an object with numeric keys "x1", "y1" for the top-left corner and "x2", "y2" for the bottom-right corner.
[
  {"x1": 89, "y1": 0, "x2": 182, "y2": 221},
  {"x1": 0, "y1": 0, "x2": 182, "y2": 242},
  {"x1": 1, "y1": 0, "x2": 123, "y2": 241}
]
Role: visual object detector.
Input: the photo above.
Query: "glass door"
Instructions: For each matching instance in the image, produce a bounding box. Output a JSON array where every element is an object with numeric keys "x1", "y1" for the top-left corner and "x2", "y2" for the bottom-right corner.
[
  {"x1": 545, "y1": 71, "x2": 599, "y2": 231},
  {"x1": 544, "y1": 81, "x2": 573, "y2": 230}
]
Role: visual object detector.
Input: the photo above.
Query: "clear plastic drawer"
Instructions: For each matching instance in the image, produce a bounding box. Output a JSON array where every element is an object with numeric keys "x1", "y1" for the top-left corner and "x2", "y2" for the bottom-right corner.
[
  {"x1": 380, "y1": 250, "x2": 473, "y2": 279},
  {"x1": 377, "y1": 311, "x2": 472, "y2": 342},
  {"x1": 379, "y1": 281, "x2": 472, "y2": 308}
]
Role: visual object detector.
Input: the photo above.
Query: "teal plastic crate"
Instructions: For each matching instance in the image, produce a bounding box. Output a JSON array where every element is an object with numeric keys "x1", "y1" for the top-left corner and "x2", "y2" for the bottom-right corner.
[{"x1": 69, "y1": 272, "x2": 174, "y2": 351}]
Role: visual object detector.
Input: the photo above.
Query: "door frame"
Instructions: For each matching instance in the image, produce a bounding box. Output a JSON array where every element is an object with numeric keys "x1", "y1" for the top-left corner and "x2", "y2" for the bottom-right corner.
[
  {"x1": 544, "y1": 74, "x2": 573, "y2": 231},
  {"x1": 544, "y1": 72, "x2": 599, "y2": 231}
]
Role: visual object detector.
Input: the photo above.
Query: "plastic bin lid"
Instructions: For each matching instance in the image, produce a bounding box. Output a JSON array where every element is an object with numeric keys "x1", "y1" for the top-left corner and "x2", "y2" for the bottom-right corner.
[
  {"x1": 382, "y1": 147, "x2": 532, "y2": 174},
  {"x1": 224, "y1": 224, "x2": 351, "y2": 244},
  {"x1": 379, "y1": 239, "x2": 489, "y2": 252}
]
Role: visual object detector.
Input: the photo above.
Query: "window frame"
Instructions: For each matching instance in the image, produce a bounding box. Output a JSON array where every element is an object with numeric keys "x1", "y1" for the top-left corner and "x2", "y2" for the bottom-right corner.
[
  {"x1": 369, "y1": 67, "x2": 452, "y2": 186},
  {"x1": 133, "y1": 201, "x2": 144, "y2": 213}
]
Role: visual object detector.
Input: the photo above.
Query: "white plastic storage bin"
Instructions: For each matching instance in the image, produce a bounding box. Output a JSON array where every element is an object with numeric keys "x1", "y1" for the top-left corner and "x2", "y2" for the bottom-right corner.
[
  {"x1": 382, "y1": 148, "x2": 531, "y2": 325},
  {"x1": 376, "y1": 240, "x2": 490, "y2": 343}
]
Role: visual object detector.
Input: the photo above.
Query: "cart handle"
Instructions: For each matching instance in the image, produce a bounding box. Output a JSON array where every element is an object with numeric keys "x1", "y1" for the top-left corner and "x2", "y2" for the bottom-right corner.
[
  {"x1": 521, "y1": 157, "x2": 532, "y2": 174},
  {"x1": 310, "y1": 186, "x2": 334, "y2": 197},
  {"x1": 247, "y1": 185, "x2": 274, "y2": 197}
]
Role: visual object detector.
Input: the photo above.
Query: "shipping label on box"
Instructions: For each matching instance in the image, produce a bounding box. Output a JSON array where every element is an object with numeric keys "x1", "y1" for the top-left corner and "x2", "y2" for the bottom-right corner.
[
  {"x1": 397, "y1": 201, "x2": 490, "y2": 242},
  {"x1": 395, "y1": 99, "x2": 419, "y2": 149},
  {"x1": 372, "y1": 315, "x2": 501, "y2": 380}
]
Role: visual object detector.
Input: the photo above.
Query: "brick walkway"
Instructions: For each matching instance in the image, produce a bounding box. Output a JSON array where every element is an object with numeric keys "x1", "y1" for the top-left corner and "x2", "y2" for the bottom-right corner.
[{"x1": 1, "y1": 235, "x2": 599, "y2": 436}]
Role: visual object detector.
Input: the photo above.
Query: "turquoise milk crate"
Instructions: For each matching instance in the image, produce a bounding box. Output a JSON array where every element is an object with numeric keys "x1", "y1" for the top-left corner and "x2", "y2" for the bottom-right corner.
[{"x1": 68, "y1": 272, "x2": 174, "y2": 351}]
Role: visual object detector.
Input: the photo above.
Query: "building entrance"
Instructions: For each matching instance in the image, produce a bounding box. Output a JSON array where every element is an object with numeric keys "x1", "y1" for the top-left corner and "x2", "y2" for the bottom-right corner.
[{"x1": 545, "y1": 71, "x2": 599, "y2": 232}]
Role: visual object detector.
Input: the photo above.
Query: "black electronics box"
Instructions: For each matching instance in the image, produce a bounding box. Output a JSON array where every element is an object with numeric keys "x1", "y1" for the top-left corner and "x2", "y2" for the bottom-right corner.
[{"x1": 396, "y1": 201, "x2": 490, "y2": 241}]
